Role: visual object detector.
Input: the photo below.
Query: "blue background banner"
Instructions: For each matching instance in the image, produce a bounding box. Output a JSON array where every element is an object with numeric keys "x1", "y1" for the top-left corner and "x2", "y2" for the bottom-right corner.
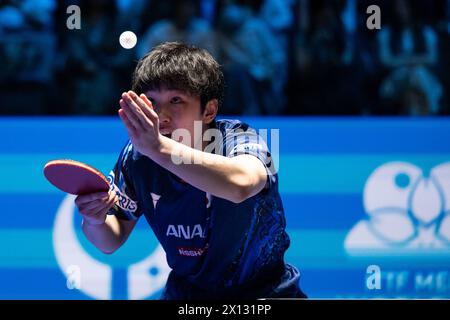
[{"x1": 1, "y1": 116, "x2": 450, "y2": 299}]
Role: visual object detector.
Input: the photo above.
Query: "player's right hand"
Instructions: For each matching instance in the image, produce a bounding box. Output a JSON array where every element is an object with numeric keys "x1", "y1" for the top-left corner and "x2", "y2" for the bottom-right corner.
[{"x1": 75, "y1": 191, "x2": 117, "y2": 226}]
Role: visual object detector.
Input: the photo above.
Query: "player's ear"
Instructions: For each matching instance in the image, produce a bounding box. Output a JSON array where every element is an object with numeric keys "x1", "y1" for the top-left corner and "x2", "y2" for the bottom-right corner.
[{"x1": 202, "y1": 99, "x2": 218, "y2": 125}]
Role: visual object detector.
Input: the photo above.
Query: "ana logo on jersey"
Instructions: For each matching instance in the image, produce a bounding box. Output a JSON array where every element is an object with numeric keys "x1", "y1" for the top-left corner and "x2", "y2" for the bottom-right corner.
[
  {"x1": 345, "y1": 162, "x2": 450, "y2": 255},
  {"x1": 166, "y1": 224, "x2": 207, "y2": 239},
  {"x1": 52, "y1": 195, "x2": 171, "y2": 299}
]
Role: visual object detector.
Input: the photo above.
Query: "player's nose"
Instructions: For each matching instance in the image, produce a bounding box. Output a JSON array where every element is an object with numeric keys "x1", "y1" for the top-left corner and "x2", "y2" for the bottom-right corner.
[{"x1": 157, "y1": 105, "x2": 171, "y2": 124}]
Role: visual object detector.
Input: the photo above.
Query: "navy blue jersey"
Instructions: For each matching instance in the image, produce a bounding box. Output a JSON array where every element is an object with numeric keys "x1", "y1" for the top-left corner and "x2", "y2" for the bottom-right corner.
[{"x1": 107, "y1": 119, "x2": 304, "y2": 299}]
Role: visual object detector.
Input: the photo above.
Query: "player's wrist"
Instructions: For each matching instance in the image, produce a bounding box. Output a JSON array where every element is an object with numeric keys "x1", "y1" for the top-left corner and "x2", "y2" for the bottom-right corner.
[{"x1": 144, "y1": 134, "x2": 170, "y2": 159}]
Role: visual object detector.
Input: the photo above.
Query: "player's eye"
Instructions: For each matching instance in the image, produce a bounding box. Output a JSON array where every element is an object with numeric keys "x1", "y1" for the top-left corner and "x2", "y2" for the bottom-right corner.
[{"x1": 170, "y1": 97, "x2": 183, "y2": 104}]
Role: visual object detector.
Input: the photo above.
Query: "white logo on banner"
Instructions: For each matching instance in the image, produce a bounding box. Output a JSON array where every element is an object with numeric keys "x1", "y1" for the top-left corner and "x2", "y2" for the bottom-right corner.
[
  {"x1": 52, "y1": 195, "x2": 170, "y2": 299},
  {"x1": 345, "y1": 162, "x2": 450, "y2": 255}
]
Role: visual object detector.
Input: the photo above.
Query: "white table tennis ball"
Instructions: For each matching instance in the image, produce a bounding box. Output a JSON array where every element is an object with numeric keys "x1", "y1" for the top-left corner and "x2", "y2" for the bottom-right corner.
[{"x1": 119, "y1": 31, "x2": 137, "y2": 49}]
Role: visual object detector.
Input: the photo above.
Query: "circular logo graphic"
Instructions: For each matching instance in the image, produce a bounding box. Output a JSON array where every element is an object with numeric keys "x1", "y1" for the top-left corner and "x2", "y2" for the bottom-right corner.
[
  {"x1": 52, "y1": 195, "x2": 170, "y2": 299},
  {"x1": 345, "y1": 162, "x2": 450, "y2": 254}
]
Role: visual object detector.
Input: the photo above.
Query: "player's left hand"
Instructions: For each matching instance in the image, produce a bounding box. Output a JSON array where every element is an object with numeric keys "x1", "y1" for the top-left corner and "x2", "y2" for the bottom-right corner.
[{"x1": 119, "y1": 90, "x2": 162, "y2": 157}]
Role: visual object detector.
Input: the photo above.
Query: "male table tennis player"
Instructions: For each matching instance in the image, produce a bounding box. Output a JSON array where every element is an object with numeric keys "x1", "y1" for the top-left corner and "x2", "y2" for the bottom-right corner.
[{"x1": 75, "y1": 42, "x2": 306, "y2": 299}]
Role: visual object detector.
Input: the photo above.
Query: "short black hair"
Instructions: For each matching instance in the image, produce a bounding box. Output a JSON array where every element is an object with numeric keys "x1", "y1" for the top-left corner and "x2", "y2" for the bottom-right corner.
[{"x1": 132, "y1": 42, "x2": 224, "y2": 113}]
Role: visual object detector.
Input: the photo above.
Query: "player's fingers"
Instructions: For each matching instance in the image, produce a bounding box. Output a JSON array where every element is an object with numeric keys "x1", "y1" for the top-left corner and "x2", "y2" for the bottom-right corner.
[
  {"x1": 81, "y1": 207, "x2": 106, "y2": 220},
  {"x1": 120, "y1": 97, "x2": 143, "y2": 131},
  {"x1": 107, "y1": 189, "x2": 117, "y2": 201},
  {"x1": 75, "y1": 192, "x2": 108, "y2": 206},
  {"x1": 121, "y1": 94, "x2": 144, "y2": 131},
  {"x1": 139, "y1": 93, "x2": 153, "y2": 109},
  {"x1": 79, "y1": 192, "x2": 117, "y2": 216},
  {"x1": 78, "y1": 199, "x2": 108, "y2": 214},
  {"x1": 139, "y1": 93, "x2": 159, "y2": 122},
  {"x1": 88, "y1": 202, "x2": 111, "y2": 218},
  {"x1": 119, "y1": 108, "x2": 138, "y2": 139},
  {"x1": 122, "y1": 92, "x2": 151, "y2": 130},
  {"x1": 106, "y1": 191, "x2": 117, "y2": 208},
  {"x1": 119, "y1": 99, "x2": 137, "y2": 129},
  {"x1": 128, "y1": 91, "x2": 156, "y2": 122},
  {"x1": 75, "y1": 192, "x2": 109, "y2": 206},
  {"x1": 128, "y1": 91, "x2": 159, "y2": 127}
]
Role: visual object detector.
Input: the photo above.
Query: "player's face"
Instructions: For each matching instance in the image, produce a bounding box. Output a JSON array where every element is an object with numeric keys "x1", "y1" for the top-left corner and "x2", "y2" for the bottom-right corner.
[{"x1": 144, "y1": 89, "x2": 207, "y2": 145}]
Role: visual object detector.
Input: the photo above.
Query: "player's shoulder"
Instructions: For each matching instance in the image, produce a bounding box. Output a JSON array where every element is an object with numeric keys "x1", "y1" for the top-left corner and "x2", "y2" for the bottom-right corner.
[
  {"x1": 115, "y1": 140, "x2": 159, "y2": 179},
  {"x1": 215, "y1": 119, "x2": 253, "y2": 134},
  {"x1": 117, "y1": 140, "x2": 144, "y2": 164},
  {"x1": 119, "y1": 140, "x2": 133, "y2": 157}
]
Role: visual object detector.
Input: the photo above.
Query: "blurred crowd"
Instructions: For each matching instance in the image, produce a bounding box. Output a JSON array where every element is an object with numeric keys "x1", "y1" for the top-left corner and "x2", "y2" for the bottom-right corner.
[{"x1": 0, "y1": 0, "x2": 449, "y2": 116}]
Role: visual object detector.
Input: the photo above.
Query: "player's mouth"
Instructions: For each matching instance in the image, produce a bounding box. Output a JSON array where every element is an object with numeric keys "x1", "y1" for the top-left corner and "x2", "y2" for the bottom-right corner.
[{"x1": 160, "y1": 127, "x2": 172, "y2": 137}]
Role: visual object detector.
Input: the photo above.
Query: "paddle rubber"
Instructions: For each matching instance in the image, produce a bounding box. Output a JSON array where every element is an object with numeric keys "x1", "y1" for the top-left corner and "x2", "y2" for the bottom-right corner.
[{"x1": 44, "y1": 159, "x2": 110, "y2": 195}]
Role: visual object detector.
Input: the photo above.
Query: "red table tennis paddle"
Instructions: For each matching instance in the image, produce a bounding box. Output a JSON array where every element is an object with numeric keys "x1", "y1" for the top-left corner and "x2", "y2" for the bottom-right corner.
[{"x1": 44, "y1": 159, "x2": 110, "y2": 195}]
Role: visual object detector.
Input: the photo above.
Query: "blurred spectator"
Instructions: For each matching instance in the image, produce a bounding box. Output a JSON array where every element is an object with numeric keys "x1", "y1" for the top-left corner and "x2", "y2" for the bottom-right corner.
[
  {"x1": 351, "y1": 0, "x2": 388, "y2": 115},
  {"x1": 434, "y1": 0, "x2": 450, "y2": 115},
  {"x1": 288, "y1": 0, "x2": 362, "y2": 115},
  {"x1": 260, "y1": 0, "x2": 295, "y2": 113},
  {"x1": 0, "y1": 0, "x2": 55, "y2": 32},
  {"x1": 0, "y1": 1, "x2": 26, "y2": 32},
  {"x1": 200, "y1": 0, "x2": 222, "y2": 26},
  {"x1": 137, "y1": 0, "x2": 218, "y2": 59},
  {"x1": 60, "y1": 0, "x2": 133, "y2": 115},
  {"x1": 0, "y1": 0, "x2": 449, "y2": 116},
  {"x1": 261, "y1": 0, "x2": 294, "y2": 31},
  {"x1": 218, "y1": 0, "x2": 286, "y2": 115},
  {"x1": 137, "y1": 0, "x2": 174, "y2": 35},
  {"x1": 377, "y1": 0, "x2": 443, "y2": 115},
  {"x1": 115, "y1": 0, "x2": 147, "y2": 33},
  {"x1": 0, "y1": 0, "x2": 56, "y2": 114}
]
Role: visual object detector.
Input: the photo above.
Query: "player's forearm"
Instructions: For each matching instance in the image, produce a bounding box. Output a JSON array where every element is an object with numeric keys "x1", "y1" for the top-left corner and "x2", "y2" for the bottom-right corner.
[
  {"x1": 82, "y1": 215, "x2": 124, "y2": 254},
  {"x1": 150, "y1": 136, "x2": 263, "y2": 203}
]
